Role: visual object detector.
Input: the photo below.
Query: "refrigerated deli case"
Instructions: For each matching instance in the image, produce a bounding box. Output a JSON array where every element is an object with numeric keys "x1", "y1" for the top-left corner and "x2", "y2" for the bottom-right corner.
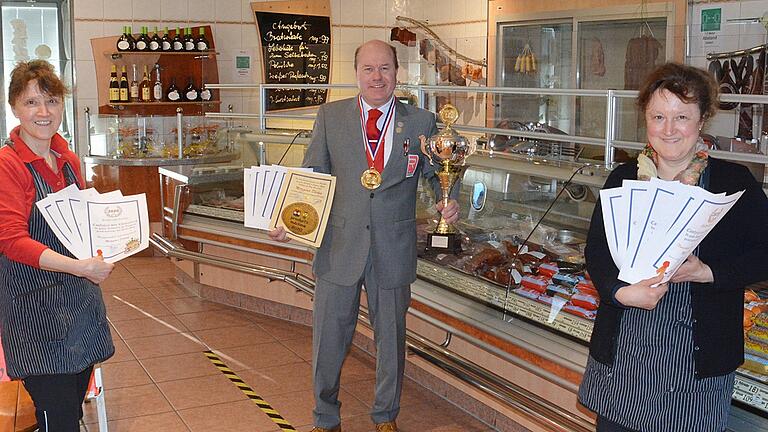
[{"x1": 158, "y1": 149, "x2": 768, "y2": 430}]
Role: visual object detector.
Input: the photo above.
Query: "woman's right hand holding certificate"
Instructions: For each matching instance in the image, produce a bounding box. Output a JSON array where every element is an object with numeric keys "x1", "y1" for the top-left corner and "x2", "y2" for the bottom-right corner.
[{"x1": 615, "y1": 273, "x2": 668, "y2": 310}]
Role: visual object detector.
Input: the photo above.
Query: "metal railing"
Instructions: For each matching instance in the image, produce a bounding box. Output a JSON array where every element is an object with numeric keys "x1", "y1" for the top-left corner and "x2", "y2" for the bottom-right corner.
[{"x1": 203, "y1": 83, "x2": 768, "y2": 168}]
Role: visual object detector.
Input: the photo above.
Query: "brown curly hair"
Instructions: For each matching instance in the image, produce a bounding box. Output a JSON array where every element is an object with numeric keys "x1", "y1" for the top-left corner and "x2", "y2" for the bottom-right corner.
[
  {"x1": 636, "y1": 62, "x2": 718, "y2": 122},
  {"x1": 8, "y1": 60, "x2": 69, "y2": 107}
]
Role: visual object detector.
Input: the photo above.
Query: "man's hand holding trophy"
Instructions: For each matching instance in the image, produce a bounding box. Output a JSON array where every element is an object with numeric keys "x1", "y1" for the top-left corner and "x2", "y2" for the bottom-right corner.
[{"x1": 420, "y1": 103, "x2": 475, "y2": 254}]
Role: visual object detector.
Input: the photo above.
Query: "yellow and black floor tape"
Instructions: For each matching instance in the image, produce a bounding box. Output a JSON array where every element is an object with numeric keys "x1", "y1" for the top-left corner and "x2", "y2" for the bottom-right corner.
[{"x1": 204, "y1": 350, "x2": 297, "y2": 431}]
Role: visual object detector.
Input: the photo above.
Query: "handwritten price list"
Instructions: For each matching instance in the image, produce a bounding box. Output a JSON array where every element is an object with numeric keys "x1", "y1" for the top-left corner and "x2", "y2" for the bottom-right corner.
[{"x1": 255, "y1": 12, "x2": 331, "y2": 111}]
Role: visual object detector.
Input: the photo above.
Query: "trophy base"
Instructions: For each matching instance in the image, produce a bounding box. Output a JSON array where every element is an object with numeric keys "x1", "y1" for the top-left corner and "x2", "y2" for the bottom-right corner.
[{"x1": 424, "y1": 232, "x2": 462, "y2": 255}]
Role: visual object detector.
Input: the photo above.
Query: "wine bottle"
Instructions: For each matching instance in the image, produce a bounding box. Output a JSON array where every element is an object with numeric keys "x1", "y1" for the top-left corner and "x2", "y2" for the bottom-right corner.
[
  {"x1": 149, "y1": 26, "x2": 161, "y2": 51},
  {"x1": 129, "y1": 64, "x2": 139, "y2": 102},
  {"x1": 172, "y1": 27, "x2": 183, "y2": 51},
  {"x1": 183, "y1": 77, "x2": 199, "y2": 101},
  {"x1": 184, "y1": 27, "x2": 196, "y2": 52},
  {"x1": 139, "y1": 64, "x2": 151, "y2": 102},
  {"x1": 108, "y1": 64, "x2": 120, "y2": 103},
  {"x1": 152, "y1": 64, "x2": 163, "y2": 102},
  {"x1": 166, "y1": 77, "x2": 181, "y2": 102},
  {"x1": 135, "y1": 26, "x2": 149, "y2": 51},
  {"x1": 126, "y1": 25, "x2": 136, "y2": 51},
  {"x1": 119, "y1": 65, "x2": 129, "y2": 102},
  {"x1": 196, "y1": 27, "x2": 209, "y2": 51},
  {"x1": 117, "y1": 26, "x2": 131, "y2": 51},
  {"x1": 200, "y1": 84, "x2": 212, "y2": 102},
  {"x1": 161, "y1": 27, "x2": 171, "y2": 51}
]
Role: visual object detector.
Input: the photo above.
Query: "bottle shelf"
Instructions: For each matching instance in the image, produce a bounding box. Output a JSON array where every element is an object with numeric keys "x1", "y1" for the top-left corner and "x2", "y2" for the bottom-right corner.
[
  {"x1": 108, "y1": 101, "x2": 219, "y2": 107},
  {"x1": 110, "y1": 50, "x2": 216, "y2": 60}
]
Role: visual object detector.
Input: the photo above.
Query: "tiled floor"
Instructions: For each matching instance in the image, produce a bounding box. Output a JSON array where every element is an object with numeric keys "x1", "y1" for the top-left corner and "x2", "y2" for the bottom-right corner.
[{"x1": 82, "y1": 257, "x2": 491, "y2": 431}]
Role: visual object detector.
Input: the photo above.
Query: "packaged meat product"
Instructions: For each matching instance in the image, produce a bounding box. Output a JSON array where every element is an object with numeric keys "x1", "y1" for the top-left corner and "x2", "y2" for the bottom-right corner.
[
  {"x1": 743, "y1": 354, "x2": 768, "y2": 374},
  {"x1": 461, "y1": 247, "x2": 504, "y2": 272},
  {"x1": 563, "y1": 304, "x2": 597, "y2": 320},
  {"x1": 745, "y1": 289, "x2": 760, "y2": 303},
  {"x1": 537, "y1": 263, "x2": 558, "y2": 278},
  {"x1": 552, "y1": 272, "x2": 581, "y2": 288},
  {"x1": 571, "y1": 292, "x2": 599, "y2": 311},
  {"x1": 521, "y1": 275, "x2": 549, "y2": 293},
  {"x1": 514, "y1": 287, "x2": 540, "y2": 300},
  {"x1": 746, "y1": 340, "x2": 768, "y2": 357},
  {"x1": 545, "y1": 284, "x2": 574, "y2": 299},
  {"x1": 537, "y1": 293, "x2": 554, "y2": 305},
  {"x1": 754, "y1": 312, "x2": 768, "y2": 328},
  {"x1": 749, "y1": 326, "x2": 768, "y2": 344},
  {"x1": 576, "y1": 280, "x2": 598, "y2": 296}
]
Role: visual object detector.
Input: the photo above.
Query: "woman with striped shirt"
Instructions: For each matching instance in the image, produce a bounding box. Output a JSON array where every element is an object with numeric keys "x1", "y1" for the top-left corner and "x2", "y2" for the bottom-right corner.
[
  {"x1": 0, "y1": 60, "x2": 115, "y2": 431},
  {"x1": 578, "y1": 63, "x2": 768, "y2": 431}
]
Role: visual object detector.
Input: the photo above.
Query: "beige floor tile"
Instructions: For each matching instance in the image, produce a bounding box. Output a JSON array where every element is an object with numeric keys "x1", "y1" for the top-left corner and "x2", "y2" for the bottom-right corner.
[
  {"x1": 100, "y1": 274, "x2": 144, "y2": 292},
  {"x1": 162, "y1": 297, "x2": 225, "y2": 315},
  {"x1": 105, "y1": 299, "x2": 174, "y2": 322},
  {"x1": 257, "y1": 318, "x2": 313, "y2": 341},
  {"x1": 83, "y1": 384, "x2": 173, "y2": 422},
  {"x1": 134, "y1": 273, "x2": 180, "y2": 287},
  {"x1": 140, "y1": 352, "x2": 222, "y2": 382},
  {"x1": 176, "y1": 310, "x2": 257, "y2": 331},
  {"x1": 101, "y1": 360, "x2": 153, "y2": 389},
  {"x1": 279, "y1": 336, "x2": 313, "y2": 361},
  {"x1": 178, "y1": 399, "x2": 281, "y2": 432},
  {"x1": 123, "y1": 332, "x2": 205, "y2": 359},
  {"x1": 122, "y1": 258, "x2": 176, "y2": 275},
  {"x1": 237, "y1": 362, "x2": 314, "y2": 397},
  {"x1": 105, "y1": 264, "x2": 133, "y2": 279},
  {"x1": 157, "y1": 374, "x2": 249, "y2": 410},
  {"x1": 110, "y1": 316, "x2": 190, "y2": 340},
  {"x1": 93, "y1": 412, "x2": 190, "y2": 432},
  {"x1": 145, "y1": 282, "x2": 194, "y2": 300},
  {"x1": 103, "y1": 288, "x2": 159, "y2": 307},
  {"x1": 339, "y1": 350, "x2": 377, "y2": 384},
  {"x1": 396, "y1": 401, "x2": 489, "y2": 431},
  {"x1": 217, "y1": 342, "x2": 305, "y2": 371},
  {"x1": 342, "y1": 377, "x2": 442, "y2": 410},
  {"x1": 192, "y1": 324, "x2": 277, "y2": 349},
  {"x1": 267, "y1": 388, "x2": 368, "y2": 428},
  {"x1": 104, "y1": 338, "x2": 136, "y2": 364}
]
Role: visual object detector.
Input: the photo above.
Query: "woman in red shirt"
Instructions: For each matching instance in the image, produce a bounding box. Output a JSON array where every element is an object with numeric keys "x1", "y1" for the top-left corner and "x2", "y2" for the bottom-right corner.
[{"x1": 0, "y1": 60, "x2": 115, "y2": 432}]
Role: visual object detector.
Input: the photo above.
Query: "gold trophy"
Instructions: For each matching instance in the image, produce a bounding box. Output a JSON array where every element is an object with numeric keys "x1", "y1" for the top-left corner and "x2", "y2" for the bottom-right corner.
[{"x1": 420, "y1": 103, "x2": 475, "y2": 254}]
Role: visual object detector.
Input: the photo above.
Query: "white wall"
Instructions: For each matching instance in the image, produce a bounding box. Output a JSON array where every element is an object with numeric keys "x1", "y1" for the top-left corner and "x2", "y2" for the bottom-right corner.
[{"x1": 72, "y1": 0, "x2": 489, "y2": 152}]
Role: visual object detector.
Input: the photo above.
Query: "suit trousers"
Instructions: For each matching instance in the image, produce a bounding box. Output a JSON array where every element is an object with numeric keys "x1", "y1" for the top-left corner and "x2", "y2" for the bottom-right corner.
[{"x1": 312, "y1": 259, "x2": 411, "y2": 428}]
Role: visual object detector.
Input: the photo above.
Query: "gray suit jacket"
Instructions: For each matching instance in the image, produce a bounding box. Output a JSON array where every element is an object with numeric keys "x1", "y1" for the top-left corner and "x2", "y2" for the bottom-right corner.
[{"x1": 304, "y1": 97, "x2": 439, "y2": 288}]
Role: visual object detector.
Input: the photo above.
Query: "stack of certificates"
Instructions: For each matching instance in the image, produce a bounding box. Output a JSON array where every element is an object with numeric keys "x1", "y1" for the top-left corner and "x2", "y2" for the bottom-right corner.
[
  {"x1": 244, "y1": 165, "x2": 335, "y2": 247},
  {"x1": 37, "y1": 184, "x2": 149, "y2": 263},
  {"x1": 600, "y1": 178, "x2": 743, "y2": 284}
]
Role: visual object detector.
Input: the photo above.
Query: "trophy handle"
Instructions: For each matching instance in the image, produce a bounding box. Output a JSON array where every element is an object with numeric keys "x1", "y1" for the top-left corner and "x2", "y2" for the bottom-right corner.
[{"x1": 419, "y1": 134, "x2": 434, "y2": 165}]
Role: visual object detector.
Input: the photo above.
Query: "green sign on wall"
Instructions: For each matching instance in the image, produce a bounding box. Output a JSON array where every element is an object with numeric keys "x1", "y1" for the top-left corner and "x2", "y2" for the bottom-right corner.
[{"x1": 701, "y1": 8, "x2": 722, "y2": 32}]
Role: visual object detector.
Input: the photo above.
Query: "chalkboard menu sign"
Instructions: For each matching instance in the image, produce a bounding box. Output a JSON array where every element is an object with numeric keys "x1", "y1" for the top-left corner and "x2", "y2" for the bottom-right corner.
[{"x1": 254, "y1": 11, "x2": 331, "y2": 111}]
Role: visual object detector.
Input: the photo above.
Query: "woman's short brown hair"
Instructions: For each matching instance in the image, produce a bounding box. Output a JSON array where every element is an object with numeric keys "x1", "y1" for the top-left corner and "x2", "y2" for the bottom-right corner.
[
  {"x1": 636, "y1": 62, "x2": 718, "y2": 122},
  {"x1": 8, "y1": 60, "x2": 69, "y2": 107}
]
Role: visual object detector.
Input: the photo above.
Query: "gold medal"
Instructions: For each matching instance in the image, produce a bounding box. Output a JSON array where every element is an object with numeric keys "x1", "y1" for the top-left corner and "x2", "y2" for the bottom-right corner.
[
  {"x1": 361, "y1": 168, "x2": 382, "y2": 190},
  {"x1": 281, "y1": 202, "x2": 319, "y2": 235}
]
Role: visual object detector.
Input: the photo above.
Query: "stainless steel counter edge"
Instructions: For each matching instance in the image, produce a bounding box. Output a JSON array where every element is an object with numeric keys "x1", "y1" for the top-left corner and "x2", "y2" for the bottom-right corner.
[{"x1": 84, "y1": 153, "x2": 239, "y2": 166}]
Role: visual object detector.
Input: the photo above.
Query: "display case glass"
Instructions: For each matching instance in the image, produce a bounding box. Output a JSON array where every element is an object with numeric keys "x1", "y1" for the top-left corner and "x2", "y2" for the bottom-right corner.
[{"x1": 87, "y1": 113, "x2": 236, "y2": 160}]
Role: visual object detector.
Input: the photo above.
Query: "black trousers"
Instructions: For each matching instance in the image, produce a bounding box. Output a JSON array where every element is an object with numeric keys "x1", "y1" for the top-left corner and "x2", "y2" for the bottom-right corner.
[{"x1": 22, "y1": 366, "x2": 93, "y2": 432}]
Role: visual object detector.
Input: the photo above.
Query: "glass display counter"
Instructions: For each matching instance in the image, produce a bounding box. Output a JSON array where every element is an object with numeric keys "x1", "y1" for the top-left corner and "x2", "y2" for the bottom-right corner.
[{"x1": 157, "y1": 144, "x2": 768, "y2": 427}]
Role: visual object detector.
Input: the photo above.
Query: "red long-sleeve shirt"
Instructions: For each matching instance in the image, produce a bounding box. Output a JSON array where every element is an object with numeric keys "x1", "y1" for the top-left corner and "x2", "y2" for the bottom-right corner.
[{"x1": 0, "y1": 126, "x2": 84, "y2": 268}]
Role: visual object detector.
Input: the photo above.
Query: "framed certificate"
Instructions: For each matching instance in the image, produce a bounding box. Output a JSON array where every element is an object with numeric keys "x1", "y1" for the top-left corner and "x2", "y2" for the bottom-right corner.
[{"x1": 269, "y1": 170, "x2": 336, "y2": 248}]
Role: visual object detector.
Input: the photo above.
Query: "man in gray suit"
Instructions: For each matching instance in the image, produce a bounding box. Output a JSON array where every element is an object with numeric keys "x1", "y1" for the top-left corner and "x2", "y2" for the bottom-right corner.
[{"x1": 271, "y1": 39, "x2": 458, "y2": 432}]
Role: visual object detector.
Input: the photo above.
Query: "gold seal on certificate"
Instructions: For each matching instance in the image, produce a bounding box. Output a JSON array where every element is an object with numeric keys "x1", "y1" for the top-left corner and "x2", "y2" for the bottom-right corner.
[
  {"x1": 281, "y1": 202, "x2": 320, "y2": 235},
  {"x1": 361, "y1": 168, "x2": 382, "y2": 190},
  {"x1": 269, "y1": 169, "x2": 337, "y2": 248}
]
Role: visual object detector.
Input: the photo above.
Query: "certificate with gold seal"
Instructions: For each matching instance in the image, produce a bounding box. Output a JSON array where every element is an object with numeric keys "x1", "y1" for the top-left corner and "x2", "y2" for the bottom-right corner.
[{"x1": 269, "y1": 170, "x2": 336, "y2": 247}]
